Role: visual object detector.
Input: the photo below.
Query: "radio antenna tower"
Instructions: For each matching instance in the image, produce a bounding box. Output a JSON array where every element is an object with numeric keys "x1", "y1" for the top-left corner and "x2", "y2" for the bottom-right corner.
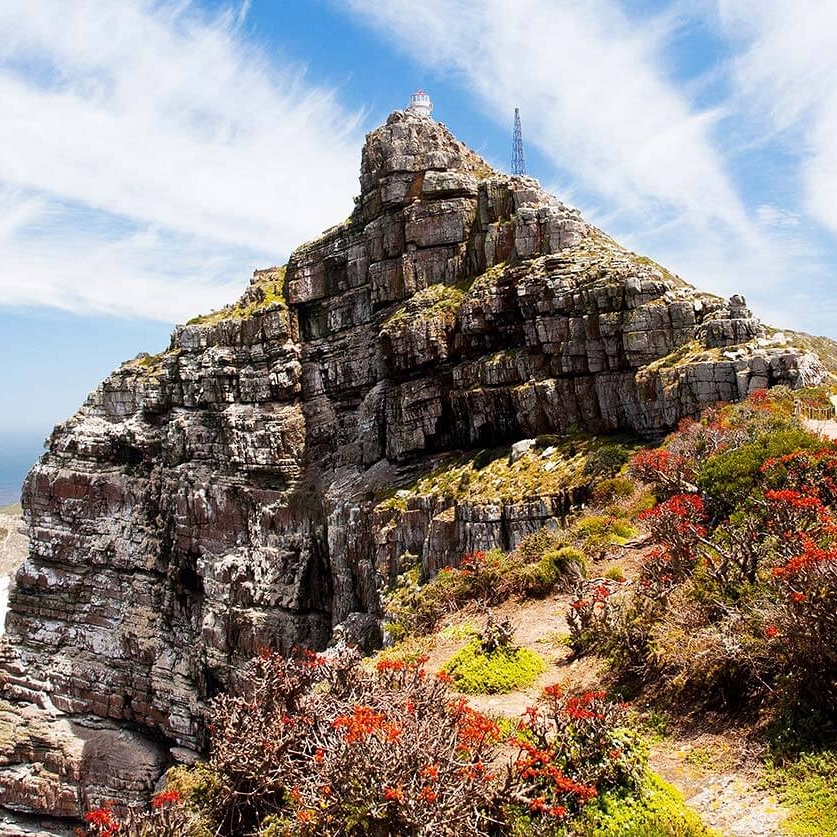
[{"x1": 511, "y1": 107, "x2": 526, "y2": 176}]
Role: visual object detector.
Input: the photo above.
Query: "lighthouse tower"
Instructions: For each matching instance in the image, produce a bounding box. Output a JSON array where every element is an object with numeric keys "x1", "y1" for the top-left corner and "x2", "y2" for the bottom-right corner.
[{"x1": 407, "y1": 89, "x2": 433, "y2": 118}]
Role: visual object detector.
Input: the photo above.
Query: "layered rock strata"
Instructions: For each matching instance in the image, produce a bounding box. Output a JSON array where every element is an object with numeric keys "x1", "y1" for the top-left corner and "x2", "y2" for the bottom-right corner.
[{"x1": 0, "y1": 109, "x2": 826, "y2": 818}]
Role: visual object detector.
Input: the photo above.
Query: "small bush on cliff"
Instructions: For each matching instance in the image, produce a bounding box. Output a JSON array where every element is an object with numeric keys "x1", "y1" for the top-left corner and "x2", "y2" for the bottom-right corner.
[
  {"x1": 442, "y1": 616, "x2": 546, "y2": 694},
  {"x1": 384, "y1": 536, "x2": 585, "y2": 638},
  {"x1": 583, "y1": 443, "x2": 631, "y2": 479},
  {"x1": 590, "y1": 476, "x2": 635, "y2": 506}
]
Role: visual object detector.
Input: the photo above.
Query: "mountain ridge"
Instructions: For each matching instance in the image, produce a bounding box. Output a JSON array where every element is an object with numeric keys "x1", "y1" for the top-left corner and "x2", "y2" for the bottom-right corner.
[{"x1": 0, "y1": 108, "x2": 831, "y2": 818}]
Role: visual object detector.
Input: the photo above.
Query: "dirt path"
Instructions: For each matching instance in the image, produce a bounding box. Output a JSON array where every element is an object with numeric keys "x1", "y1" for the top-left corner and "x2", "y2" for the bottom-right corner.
[
  {"x1": 803, "y1": 418, "x2": 837, "y2": 440},
  {"x1": 649, "y1": 735, "x2": 788, "y2": 836},
  {"x1": 418, "y1": 592, "x2": 791, "y2": 836}
]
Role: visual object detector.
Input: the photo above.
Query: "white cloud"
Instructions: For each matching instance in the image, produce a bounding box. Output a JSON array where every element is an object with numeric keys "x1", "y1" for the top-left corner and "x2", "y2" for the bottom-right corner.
[
  {"x1": 345, "y1": 0, "x2": 749, "y2": 235},
  {"x1": 718, "y1": 0, "x2": 837, "y2": 237},
  {"x1": 756, "y1": 204, "x2": 801, "y2": 229},
  {"x1": 346, "y1": 0, "x2": 837, "y2": 338},
  {"x1": 0, "y1": 0, "x2": 366, "y2": 320},
  {"x1": 0, "y1": 184, "x2": 254, "y2": 321}
]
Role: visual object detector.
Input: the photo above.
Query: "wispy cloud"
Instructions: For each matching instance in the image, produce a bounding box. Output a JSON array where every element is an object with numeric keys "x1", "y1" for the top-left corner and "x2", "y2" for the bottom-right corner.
[
  {"x1": 345, "y1": 0, "x2": 835, "y2": 336},
  {"x1": 718, "y1": 0, "x2": 837, "y2": 237},
  {"x1": 345, "y1": 0, "x2": 748, "y2": 234},
  {"x1": 0, "y1": 0, "x2": 366, "y2": 321}
]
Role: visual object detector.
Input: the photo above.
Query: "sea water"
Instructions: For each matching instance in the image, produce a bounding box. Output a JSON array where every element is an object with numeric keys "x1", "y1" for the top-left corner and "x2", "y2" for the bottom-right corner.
[
  {"x1": 0, "y1": 431, "x2": 47, "y2": 507},
  {"x1": 0, "y1": 431, "x2": 44, "y2": 637}
]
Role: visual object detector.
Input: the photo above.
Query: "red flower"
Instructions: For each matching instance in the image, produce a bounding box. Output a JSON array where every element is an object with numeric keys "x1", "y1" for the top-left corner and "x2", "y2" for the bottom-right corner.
[
  {"x1": 151, "y1": 788, "x2": 182, "y2": 808},
  {"x1": 420, "y1": 763, "x2": 440, "y2": 781},
  {"x1": 418, "y1": 785, "x2": 438, "y2": 803},
  {"x1": 83, "y1": 804, "x2": 119, "y2": 837},
  {"x1": 383, "y1": 785, "x2": 404, "y2": 802},
  {"x1": 375, "y1": 658, "x2": 407, "y2": 672}
]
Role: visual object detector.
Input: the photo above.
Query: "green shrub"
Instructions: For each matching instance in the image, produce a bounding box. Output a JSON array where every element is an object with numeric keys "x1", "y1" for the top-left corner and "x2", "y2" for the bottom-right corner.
[
  {"x1": 763, "y1": 751, "x2": 837, "y2": 837},
  {"x1": 443, "y1": 640, "x2": 546, "y2": 694},
  {"x1": 575, "y1": 773, "x2": 715, "y2": 836},
  {"x1": 584, "y1": 444, "x2": 631, "y2": 478},
  {"x1": 552, "y1": 545, "x2": 586, "y2": 569},
  {"x1": 696, "y1": 428, "x2": 820, "y2": 510},
  {"x1": 591, "y1": 476, "x2": 635, "y2": 505},
  {"x1": 384, "y1": 539, "x2": 585, "y2": 638},
  {"x1": 574, "y1": 515, "x2": 637, "y2": 552},
  {"x1": 604, "y1": 566, "x2": 626, "y2": 582},
  {"x1": 516, "y1": 528, "x2": 566, "y2": 563},
  {"x1": 517, "y1": 546, "x2": 586, "y2": 596},
  {"x1": 627, "y1": 492, "x2": 658, "y2": 518},
  {"x1": 517, "y1": 557, "x2": 562, "y2": 596}
]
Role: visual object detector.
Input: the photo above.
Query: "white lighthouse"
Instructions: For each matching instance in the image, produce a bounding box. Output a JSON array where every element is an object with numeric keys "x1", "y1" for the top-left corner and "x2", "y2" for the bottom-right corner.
[{"x1": 407, "y1": 89, "x2": 433, "y2": 118}]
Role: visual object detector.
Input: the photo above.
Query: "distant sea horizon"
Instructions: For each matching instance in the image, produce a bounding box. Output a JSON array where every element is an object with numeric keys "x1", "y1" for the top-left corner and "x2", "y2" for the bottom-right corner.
[{"x1": 0, "y1": 430, "x2": 49, "y2": 507}]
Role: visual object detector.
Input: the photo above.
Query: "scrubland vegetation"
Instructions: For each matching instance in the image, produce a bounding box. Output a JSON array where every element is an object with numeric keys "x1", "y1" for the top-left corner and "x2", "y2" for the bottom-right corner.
[{"x1": 79, "y1": 387, "x2": 837, "y2": 836}]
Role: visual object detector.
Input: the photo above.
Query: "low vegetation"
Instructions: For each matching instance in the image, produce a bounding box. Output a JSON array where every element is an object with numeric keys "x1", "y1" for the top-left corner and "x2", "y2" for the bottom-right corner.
[
  {"x1": 441, "y1": 615, "x2": 546, "y2": 694},
  {"x1": 382, "y1": 282, "x2": 465, "y2": 328},
  {"x1": 78, "y1": 651, "x2": 706, "y2": 837},
  {"x1": 376, "y1": 434, "x2": 639, "y2": 510},
  {"x1": 383, "y1": 536, "x2": 586, "y2": 640},
  {"x1": 762, "y1": 751, "x2": 837, "y2": 836},
  {"x1": 186, "y1": 266, "x2": 287, "y2": 327},
  {"x1": 572, "y1": 387, "x2": 837, "y2": 714},
  {"x1": 77, "y1": 387, "x2": 837, "y2": 835}
]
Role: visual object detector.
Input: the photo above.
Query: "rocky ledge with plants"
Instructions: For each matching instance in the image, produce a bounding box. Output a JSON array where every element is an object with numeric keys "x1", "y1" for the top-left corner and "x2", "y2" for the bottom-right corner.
[{"x1": 1, "y1": 108, "x2": 836, "y2": 833}]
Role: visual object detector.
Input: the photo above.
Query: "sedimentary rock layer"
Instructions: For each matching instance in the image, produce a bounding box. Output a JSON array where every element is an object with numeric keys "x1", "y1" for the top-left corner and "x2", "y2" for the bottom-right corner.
[{"x1": 0, "y1": 109, "x2": 825, "y2": 817}]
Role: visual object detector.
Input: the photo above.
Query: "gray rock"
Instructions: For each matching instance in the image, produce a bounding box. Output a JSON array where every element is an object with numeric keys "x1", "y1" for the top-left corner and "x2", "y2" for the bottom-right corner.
[
  {"x1": 510, "y1": 439, "x2": 537, "y2": 463},
  {"x1": 0, "y1": 107, "x2": 828, "y2": 817}
]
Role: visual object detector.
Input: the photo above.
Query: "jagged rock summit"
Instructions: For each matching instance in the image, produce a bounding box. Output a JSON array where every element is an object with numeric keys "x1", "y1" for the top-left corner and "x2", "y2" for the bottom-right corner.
[{"x1": 0, "y1": 109, "x2": 827, "y2": 819}]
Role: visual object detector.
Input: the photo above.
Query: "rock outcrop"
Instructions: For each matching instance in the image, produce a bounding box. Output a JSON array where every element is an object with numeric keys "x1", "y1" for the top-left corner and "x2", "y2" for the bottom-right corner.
[{"x1": 0, "y1": 109, "x2": 826, "y2": 819}]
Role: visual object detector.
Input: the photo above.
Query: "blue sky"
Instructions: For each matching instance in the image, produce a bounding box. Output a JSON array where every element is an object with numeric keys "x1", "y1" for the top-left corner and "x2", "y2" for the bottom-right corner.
[{"x1": 1, "y1": 0, "x2": 837, "y2": 441}]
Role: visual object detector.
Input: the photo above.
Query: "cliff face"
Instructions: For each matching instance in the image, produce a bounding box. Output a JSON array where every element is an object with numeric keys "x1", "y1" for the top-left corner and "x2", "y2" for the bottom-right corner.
[{"x1": 0, "y1": 110, "x2": 826, "y2": 818}]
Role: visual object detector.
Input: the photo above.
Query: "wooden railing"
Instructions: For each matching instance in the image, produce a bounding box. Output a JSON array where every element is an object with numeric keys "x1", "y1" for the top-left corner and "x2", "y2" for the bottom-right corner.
[{"x1": 795, "y1": 401, "x2": 837, "y2": 422}]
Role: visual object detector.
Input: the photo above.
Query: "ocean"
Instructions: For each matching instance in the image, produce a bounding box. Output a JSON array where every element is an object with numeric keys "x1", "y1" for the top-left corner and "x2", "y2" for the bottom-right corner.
[{"x1": 0, "y1": 431, "x2": 48, "y2": 507}]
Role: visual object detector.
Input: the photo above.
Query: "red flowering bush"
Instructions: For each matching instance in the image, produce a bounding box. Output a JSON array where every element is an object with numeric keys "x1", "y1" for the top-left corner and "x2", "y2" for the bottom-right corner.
[
  {"x1": 78, "y1": 803, "x2": 120, "y2": 837},
  {"x1": 639, "y1": 494, "x2": 707, "y2": 580},
  {"x1": 579, "y1": 388, "x2": 837, "y2": 710},
  {"x1": 512, "y1": 686, "x2": 645, "y2": 814},
  {"x1": 146, "y1": 650, "x2": 647, "y2": 837},
  {"x1": 76, "y1": 791, "x2": 188, "y2": 837},
  {"x1": 761, "y1": 446, "x2": 837, "y2": 507},
  {"x1": 629, "y1": 448, "x2": 696, "y2": 497},
  {"x1": 198, "y1": 649, "x2": 503, "y2": 835}
]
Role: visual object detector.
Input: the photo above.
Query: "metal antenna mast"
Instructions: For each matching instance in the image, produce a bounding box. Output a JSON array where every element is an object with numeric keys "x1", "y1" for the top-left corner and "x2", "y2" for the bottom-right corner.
[{"x1": 511, "y1": 108, "x2": 526, "y2": 176}]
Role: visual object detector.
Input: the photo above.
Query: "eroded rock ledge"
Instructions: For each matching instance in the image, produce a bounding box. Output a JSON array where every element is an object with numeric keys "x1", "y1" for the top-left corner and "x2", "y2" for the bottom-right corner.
[{"x1": 0, "y1": 109, "x2": 826, "y2": 816}]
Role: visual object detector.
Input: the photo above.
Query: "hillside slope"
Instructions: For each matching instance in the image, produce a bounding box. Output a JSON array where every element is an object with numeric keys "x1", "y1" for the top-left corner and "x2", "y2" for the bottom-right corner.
[{"x1": 0, "y1": 109, "x2": 830, "y2": 818}]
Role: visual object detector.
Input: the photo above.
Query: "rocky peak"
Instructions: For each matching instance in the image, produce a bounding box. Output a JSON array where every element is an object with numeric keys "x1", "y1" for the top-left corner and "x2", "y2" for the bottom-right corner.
[
  {"x1": 359, "y1": 109, "x2": 494, "y2": 196},
  {"x1": 0, "y1": 110, "x2": 829, "y2": 821}
]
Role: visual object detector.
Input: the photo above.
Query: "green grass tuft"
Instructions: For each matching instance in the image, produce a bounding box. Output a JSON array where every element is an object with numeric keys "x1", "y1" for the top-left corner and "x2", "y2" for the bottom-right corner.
[
  {"x1": 575, "y1": 773, "x2": 717, "y2": 836},
  {"x1": 763, "y1": 752, "x2": 837, "y2": 836},
  {"x1": 442, "y1": 640, "x2": 546, "y2": 694}
]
